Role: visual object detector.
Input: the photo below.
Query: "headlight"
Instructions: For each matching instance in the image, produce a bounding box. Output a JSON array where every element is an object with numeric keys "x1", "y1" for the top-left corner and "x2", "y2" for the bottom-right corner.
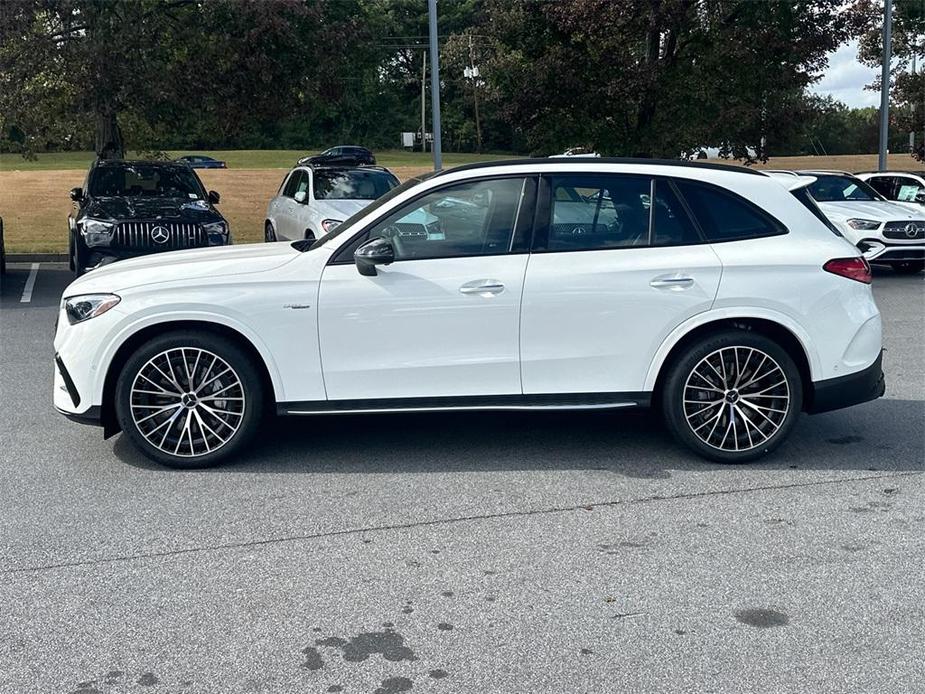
[
  {"x1": 321, "y1": 219, "x2": 343, "y2": 233},
  {"x1": 63, "y1": 294, "x2": 121, "y2": 325},
  {"x1": 203, "y1": 220, "x2": 229, "y2": 237},
  {"x1": 846, "y1": 219, "x2": 881, "y2": 231},
  {"x1": 79, "y1": 218, "x2": 114, "y2": 245}
]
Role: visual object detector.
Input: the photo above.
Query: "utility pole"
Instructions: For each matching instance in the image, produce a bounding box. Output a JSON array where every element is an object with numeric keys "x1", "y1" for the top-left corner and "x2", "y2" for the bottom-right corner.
[
  {"x1": 421, "y1": 50, "x2": 427, "y2": 153},
  {"x1": 467, "y1": 34, "x2": 482, "y2": 152},
  {"x1": 427, "y1": 0, "x2": 442, "y2": 170},
  {"x1": 879, "y1": 0, "x2": 892, "y2": 171},
  {"x1": 910, "y1": 54, "x2": 917, "y2": 154}
]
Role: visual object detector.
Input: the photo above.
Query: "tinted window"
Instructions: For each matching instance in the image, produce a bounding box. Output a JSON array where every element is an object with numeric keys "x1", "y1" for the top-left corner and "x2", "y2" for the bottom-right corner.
[
  {"x1": 363, "y1": 177, "x2": 527, "y2": 260},
  {"x1": 547, "y1": 175, "x2": 651, "y2": 251},
  {"x1": 864, "y1": 176, "x2": 895, "y2": 198},
  {"x1": 88, "y1": 164, "x2": 205, "y2": 199},
  {"x1": 282, "y1": 170, "x2": 304, "y2": 198},
  {"x1": 674, "y1": 179, "x2": 784, "y2": 242},
  {"x1": 651, "y1": 180, "x2": 700, "y2": 246},
  {"x1": 806, "y1": 175, "x2": 880, "y2": 202},
  {"x1": 313, "y1": 170, "x2": 398, "y2": 201}
]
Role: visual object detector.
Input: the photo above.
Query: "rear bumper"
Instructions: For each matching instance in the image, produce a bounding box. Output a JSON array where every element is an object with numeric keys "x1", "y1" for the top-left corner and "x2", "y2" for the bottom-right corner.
[{"x1": 807, "y1": 351, "x2": 885, "y2": 414}]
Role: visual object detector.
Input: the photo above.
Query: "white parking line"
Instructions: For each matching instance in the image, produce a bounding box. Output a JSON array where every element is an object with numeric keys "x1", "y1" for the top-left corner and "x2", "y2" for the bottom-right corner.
[{"x1": 20, "y1": 263, "x2": 39, "y2": 303}]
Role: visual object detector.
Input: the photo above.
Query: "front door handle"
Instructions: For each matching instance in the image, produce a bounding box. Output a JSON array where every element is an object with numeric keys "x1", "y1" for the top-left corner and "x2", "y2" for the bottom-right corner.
[
  {"x1": 460, "y1": 280, "x2": 505, "y2": 296},
  {"x1": 650, "y1": 277, "x2": 694, "y2": 289}
]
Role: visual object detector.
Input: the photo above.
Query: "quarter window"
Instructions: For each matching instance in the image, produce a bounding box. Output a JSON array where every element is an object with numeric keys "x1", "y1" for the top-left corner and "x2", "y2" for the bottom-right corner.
[
  {"x1": 362, "y1": 177, "x2": 527, "y2": 261},
  {"x1": 674, "y1": 179, "x2": 784, "y2": 242}
]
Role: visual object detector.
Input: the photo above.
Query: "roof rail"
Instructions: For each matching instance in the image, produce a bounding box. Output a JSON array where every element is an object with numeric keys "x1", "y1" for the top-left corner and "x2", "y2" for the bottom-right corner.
[{"x1": 431, "y1": 156, "x2": 765, "y2": 178}]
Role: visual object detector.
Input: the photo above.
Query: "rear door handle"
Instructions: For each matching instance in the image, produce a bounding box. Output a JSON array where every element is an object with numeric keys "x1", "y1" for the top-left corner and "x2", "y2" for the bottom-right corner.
[
  {"x1": 650, "y1": 277, "x2": 694, "y2": 289},
  {"x1": 460, "y1": 280, "x2": 505, "y2": 296}
]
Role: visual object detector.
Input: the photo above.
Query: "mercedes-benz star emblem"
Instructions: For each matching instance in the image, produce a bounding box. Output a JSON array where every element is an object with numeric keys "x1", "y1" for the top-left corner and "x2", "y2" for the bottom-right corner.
[
  {"x1": 150, "y1": 225, "x2": 170, "y2": 244},
  {"x1": 904, "y1": 223, "x2": 922, "y2": 239}
]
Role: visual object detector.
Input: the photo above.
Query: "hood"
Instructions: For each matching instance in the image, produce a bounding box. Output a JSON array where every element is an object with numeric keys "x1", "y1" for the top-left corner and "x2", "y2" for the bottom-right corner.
[
  {"x1": 817, "y1": 199, "x2": 925, "y2": 223},
  {"x1": 85, "y1": 196, "x2": 222, "y2": 223},
  {"x1": 65, "y1": 242, "x2": 300, "y2": 295},
  {"x1": 313, "y1": 199, "x2": 370, "y2": 220}
]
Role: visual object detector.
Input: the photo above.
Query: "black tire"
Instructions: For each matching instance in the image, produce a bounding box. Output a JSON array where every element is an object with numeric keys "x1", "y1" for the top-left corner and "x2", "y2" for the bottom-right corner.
[
  {"x1": 892, "y1": 260, "x2": 924, "y2": 275},
  {"x1": 661, "y1": 330, "x2": 803, "y2": 464},
  {"x1": 115, "y1": 331, "x2": 265, "y2": 469},
  {"x1": 264, "y1": 221, "x2": 277, "y2": 243},
  {"x1": 71, "y1": 234, "x2": 87, "y2": 276},
  {"x1": 304, "y1": 228, "x2": 316, "y2": 241}
]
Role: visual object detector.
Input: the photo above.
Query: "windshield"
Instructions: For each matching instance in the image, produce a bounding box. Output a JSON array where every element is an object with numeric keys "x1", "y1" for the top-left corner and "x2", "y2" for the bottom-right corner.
[
  {"x1": 807, "y1": 175, "x2": 882, "y2": 203},
  {"x1": 313, "y1": 169, "x2": 398, "y2": 201},
  {"x1": 88, "y1": 164, "x2": 206, "y2": 198},
  {"x1": 305, "y1": 174, "x2": 431, "y2": 250}
]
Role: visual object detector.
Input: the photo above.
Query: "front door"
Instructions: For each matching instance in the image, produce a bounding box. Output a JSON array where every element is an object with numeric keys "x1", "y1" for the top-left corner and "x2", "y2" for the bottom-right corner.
[{"x1": 318, "y1": 176, "x2": 534, "y2": 401}]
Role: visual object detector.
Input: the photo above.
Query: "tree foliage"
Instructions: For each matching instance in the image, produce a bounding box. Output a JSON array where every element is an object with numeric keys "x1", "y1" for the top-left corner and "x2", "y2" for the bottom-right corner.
[{"x1": 0, "y1": 0, "x2": 875, "y2": 160}]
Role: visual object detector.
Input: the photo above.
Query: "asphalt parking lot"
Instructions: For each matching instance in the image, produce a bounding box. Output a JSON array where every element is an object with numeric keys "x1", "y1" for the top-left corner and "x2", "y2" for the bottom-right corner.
[{"x1": 0, "y1": 263, "x2": 922, "y2": 694}]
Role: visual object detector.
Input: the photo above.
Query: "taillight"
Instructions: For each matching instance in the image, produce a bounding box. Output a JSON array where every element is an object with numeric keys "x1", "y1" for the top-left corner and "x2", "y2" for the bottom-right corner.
[{"x1": 823, "y1": 257, "x2": 872, "y2": 284}]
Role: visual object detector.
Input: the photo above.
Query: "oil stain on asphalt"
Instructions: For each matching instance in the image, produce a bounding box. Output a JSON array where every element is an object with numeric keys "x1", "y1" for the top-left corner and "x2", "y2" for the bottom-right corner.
[{"x1": 735, "y1": 608, "x2": 790, "y2": 628}]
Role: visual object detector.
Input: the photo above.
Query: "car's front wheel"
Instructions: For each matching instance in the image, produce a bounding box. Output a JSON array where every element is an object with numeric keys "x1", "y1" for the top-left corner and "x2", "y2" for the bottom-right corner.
[
  {"x1": 662, "y1": 330, "x2": 803, "y2": 463},
  {"x1": 892, "y1": 260, "x2": 924, "y2": 275},
  {"x1": 115, "y1": 331, "x2": 264, "y2": 469}
]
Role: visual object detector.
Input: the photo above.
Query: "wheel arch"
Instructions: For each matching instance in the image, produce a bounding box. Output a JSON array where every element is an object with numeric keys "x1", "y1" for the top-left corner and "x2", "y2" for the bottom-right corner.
[
  {"x1": 99, "y1": 319, "x2": 278, "y2": 437},
  {"x1": 648, "y1": 315, "x2": 815, "y2": 412}
]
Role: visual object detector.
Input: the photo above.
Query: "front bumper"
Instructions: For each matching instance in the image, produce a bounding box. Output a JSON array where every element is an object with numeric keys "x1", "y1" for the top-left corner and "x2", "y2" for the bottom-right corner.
[
  {"x1": 857, "y1": 239, "x2": 925, "y2": 263},
  {"x1": 807, "y1": 351, "x2": 885, "y2": 414}
]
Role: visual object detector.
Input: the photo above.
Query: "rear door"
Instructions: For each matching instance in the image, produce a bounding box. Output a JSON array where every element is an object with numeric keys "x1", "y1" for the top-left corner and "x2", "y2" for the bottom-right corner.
[{"x1": 520, "y1": 174, "x2": 722, "y2": 395}]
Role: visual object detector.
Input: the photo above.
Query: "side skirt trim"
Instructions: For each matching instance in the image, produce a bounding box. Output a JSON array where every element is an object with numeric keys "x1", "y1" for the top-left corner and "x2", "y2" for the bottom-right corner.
[{"x1": 278, "y1": 392, "x2": 651, "y2": 416}]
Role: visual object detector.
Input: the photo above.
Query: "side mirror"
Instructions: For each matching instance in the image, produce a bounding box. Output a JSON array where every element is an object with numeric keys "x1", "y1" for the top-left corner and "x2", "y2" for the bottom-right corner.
[
  {"x1": 354, "y1": 237, "x2": 395, "y2": 276},
  {"x1": 294, "y1": 190, "x2": 307, "y2": 204},
  {"x1": 70, "y1": 187, "x2": 83, "y2": 202},
  {"x1": 208, "y1": 190, "x2": 221, "y2": 204}
]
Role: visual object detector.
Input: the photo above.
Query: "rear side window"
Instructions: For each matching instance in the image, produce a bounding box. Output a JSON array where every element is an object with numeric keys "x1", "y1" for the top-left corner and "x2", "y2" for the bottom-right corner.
[
  {"x1": 674, "y1": 179, "x2": 785, "y2": 242},
  {"x1": 791, "y1": 187, "x2": 842, "y2": 237}
]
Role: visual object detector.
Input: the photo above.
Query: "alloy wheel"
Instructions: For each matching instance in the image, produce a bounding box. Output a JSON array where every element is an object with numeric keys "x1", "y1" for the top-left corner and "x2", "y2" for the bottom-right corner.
[
  {"x1": 682, "y1": 346, "x2": 790, "y2": 452},
  {"x1": 130, "y1": 347, "x2": 246, "y2": 458}
]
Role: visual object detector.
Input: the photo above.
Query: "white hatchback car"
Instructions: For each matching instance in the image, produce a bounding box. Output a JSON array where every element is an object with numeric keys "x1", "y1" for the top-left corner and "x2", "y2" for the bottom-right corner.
[
  {"x1": 54, "y1": 159, "x2": 884, "y2": 469},
  {"x1": 796, "y1": 170, "x2": 925, "y2": 274},
  {"x1": 265, "y1": 165, "x2": 399, "y2": 241}
]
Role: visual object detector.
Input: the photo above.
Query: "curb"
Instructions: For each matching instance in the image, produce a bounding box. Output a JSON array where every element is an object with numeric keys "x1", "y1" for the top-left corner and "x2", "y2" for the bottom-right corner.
[{"x1": 7, "y1": 254, "x2": 69, "y2": 263}]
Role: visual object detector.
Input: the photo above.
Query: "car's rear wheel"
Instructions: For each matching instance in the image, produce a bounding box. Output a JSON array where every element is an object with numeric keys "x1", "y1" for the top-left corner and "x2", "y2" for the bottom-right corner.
[
  {"x1": 892, "y1": 260, "x2": 924, "y2": 275},
  {"x1": 115, "y1": 331, "x2": 264, "y2": 469},
  {"x1": 662, "y1": 330, "x2": 803, "y2": 463},
  {"x1": 264, "y1": 221, "x2": 277, "y2": 243}
]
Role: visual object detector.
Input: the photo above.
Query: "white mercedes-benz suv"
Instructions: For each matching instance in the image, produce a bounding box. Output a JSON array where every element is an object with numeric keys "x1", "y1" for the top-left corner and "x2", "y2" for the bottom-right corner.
[
  {"x1": 264, "y1": 165, "x2": 399, "y2": 241},
  {"x1": 798, "y1": 170, "x2": 925, "y2": 275},
  {"x1": 54, "y1": 159, "x2": 885, "y2": 469}
]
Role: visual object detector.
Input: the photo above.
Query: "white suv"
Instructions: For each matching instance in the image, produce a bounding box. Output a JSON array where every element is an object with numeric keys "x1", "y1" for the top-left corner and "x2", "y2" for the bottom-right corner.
[
  {"x1": 265, "y1": 165, "x2": 399, "y2": 241},
  {"x1": 797, "y1": 170, "x2": 925, "y2": 274},
  {"x1": 54, "y1": 159, "x2": 884, "y2": 468}
]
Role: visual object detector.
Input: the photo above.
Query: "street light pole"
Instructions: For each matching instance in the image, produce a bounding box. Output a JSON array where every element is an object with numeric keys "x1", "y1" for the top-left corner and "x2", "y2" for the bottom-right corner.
[
  {"x1": 879, "y1": 0, "x2": 893, "y2": 171},
  {"x1": 427, "y1": 0, "x2": 443, "y2": 171}
]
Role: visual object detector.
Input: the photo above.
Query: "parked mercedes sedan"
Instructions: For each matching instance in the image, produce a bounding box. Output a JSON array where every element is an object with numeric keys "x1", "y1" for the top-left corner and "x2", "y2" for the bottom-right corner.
[
  {"x1": 54, "y1": 159, "x2": 884, "y2": 469},
  {"x1": 68, "y1": 160, "x2": 230, "y2": 275}
]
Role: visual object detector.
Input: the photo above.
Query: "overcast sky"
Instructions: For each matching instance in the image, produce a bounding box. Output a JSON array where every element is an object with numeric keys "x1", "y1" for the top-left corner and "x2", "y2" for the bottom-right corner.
[{"x1": 810, "y1": 40, "x2": 881, "y2": 108}]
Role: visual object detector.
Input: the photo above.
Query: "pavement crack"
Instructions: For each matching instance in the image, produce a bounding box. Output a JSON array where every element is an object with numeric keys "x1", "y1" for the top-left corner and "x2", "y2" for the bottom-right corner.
[{"x1": 3, "y1": 470, "x2": 919, "y2": 576}]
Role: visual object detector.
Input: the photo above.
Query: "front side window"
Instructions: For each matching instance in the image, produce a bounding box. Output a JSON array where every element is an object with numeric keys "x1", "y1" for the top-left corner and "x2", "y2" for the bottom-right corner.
[
  {"x1": 546, "y1": 175, "x2": 651, "y2": 251},
  {"x1": 362, "y1": 177, "x2": 527, "y2": 260},
  {"x1": 865, "y1": 176, "x2": 895, "y2": 198},
  {"x1": 88, "y1": 164, "x2": 205, "y2": 199},
  {"x1": 807, "y1": 175, "x2": 881, "y2": 202},
  {"x1": 674, "y1": 179, "x2": 784, "y2": 242},
  {"x1": 313, "y1": 170, "x2": 398, "y2": 201},
  {"x1": 282, "y1": 170, "x2": 303, "y2": 198}
]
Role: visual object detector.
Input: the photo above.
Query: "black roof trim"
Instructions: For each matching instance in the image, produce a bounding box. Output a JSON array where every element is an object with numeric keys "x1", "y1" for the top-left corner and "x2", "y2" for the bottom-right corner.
[
  {"x1": 855, "y1": 169, "x2": 925, "y2": 175},
  {"x1": 431, "y1": 157, "x2": 765, "y2": 178},
  {"x1": 92, "y1": 159, "x2": 188, "y2": 167}
]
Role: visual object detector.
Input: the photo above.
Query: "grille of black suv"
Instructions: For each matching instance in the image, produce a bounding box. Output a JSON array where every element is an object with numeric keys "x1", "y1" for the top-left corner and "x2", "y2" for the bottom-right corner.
[
  {"x1": 883, "y1": 221, "x2": 925, "y2": 240},
  {"x1": 112, "y1": 222, "x2": 207, "y2": 251}
]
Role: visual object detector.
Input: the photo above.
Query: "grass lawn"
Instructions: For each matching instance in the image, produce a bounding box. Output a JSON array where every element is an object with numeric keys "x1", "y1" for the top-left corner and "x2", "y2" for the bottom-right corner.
[{"x1": 0, "y1": 151, "x2": 916, "y2": 254}]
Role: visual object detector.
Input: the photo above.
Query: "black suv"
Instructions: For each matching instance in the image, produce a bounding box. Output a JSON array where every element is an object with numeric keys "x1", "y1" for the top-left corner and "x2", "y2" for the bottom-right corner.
[
  {"x1": 68, "y1": 160, "x2": 231, "y2": 275},
  {"x1": 297, "y1": 145, "x2": 376, "y2": 168}
]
